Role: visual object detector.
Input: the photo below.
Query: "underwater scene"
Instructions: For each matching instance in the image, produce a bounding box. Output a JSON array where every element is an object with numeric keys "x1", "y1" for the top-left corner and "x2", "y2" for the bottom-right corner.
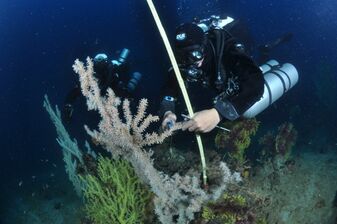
[{"x1": 1, "y1": 0, "x2": 337, "y2": 223}]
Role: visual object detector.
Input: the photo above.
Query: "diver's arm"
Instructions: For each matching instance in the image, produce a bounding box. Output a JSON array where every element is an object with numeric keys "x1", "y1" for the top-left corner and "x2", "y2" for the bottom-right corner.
[
  {"x1": 62, "y1": 85, "x2": 82, "y2": 122},
  {"x1": 159, "y1": 68, "x2": 181, "y2": 129},
  {"x1": 158, "y1": 68, "x2": 179, "y2": 118},
  {"x1": 214, "y1": 38, "x2": 264, "y2": 120}
]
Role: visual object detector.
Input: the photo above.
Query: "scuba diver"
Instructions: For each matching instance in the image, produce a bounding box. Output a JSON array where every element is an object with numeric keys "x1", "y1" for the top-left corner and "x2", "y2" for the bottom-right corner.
[
  {"x1": 160, "y1": 15, "x2": 298, "y2": 133},
  {"x1": 160, "y1": 16, "x2": 264, "y2": 133},
  {"x1": 62, "y1": 48, "x2": 142, "y2": 122}
]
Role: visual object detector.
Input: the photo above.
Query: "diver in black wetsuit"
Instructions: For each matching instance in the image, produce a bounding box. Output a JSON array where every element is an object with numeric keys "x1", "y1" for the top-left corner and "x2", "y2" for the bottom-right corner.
[
  {"x1": 62, "y1": 49, "x2": 142, "y2": 122},
  {"x1": 159, "y1": 17, "x2": 265, "y2": 133}
]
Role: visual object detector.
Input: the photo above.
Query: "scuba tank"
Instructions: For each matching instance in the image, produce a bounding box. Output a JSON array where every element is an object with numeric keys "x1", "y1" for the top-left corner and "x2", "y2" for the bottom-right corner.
[{"x1": 243, "y1": 60, "x2": 299, "y2": 118}]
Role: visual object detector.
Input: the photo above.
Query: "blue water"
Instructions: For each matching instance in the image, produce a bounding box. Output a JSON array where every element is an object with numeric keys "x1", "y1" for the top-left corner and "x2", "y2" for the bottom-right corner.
[{"x1": 1, "y1": 0, "x2": 336, "y2": 223}]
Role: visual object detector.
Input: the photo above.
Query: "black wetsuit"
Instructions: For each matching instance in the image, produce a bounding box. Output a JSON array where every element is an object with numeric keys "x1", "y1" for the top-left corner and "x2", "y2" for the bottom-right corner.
[
  {"x1": 160, "y1": 29, "x2": 264, "y2": 121},
  {"x1": 63, "y1": 60, "x2": 132, "y2": 122},
  {"x1": 64, "y1": 61, "x2": 130, "y2": 107}
]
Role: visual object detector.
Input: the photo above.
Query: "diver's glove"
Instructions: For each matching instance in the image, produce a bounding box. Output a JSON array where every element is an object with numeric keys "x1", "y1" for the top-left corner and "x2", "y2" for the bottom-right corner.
[{"x1": 62, "y1": 104, "x2": 74, "y2": 123}]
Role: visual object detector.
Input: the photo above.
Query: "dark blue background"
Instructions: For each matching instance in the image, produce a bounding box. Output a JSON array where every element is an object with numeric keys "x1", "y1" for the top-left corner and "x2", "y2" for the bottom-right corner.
[{"x1": 0, "y1": 0, "x2": 336, "y2": 193}]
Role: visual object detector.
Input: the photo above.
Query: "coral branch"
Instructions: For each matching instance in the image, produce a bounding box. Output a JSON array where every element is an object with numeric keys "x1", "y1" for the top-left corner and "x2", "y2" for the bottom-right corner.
[
  {"x1": 43, "y1": 95, "x2": 96, "y2": 197},
  {"x1": 73, "y1": 58, "x2": 239, "y2": 223}
]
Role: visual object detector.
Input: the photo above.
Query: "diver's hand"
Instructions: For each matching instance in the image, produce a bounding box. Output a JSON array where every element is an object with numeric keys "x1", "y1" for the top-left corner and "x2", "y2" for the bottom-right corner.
[
  {"x1": 182, "y1": 109, "x2": 220, "y2": 133},
  {"x1": 61, "y1": 104, "x2": 74, "y2": 123},
  {"x1": 161, "y1": 111, "x2": 177, "y2": 130}
]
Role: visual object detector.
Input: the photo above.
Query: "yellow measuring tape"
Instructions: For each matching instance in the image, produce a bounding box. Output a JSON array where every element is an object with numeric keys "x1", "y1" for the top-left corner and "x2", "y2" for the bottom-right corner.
[{"x1": 146, "y1": 0, "x2": 208, "y2": 186}]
